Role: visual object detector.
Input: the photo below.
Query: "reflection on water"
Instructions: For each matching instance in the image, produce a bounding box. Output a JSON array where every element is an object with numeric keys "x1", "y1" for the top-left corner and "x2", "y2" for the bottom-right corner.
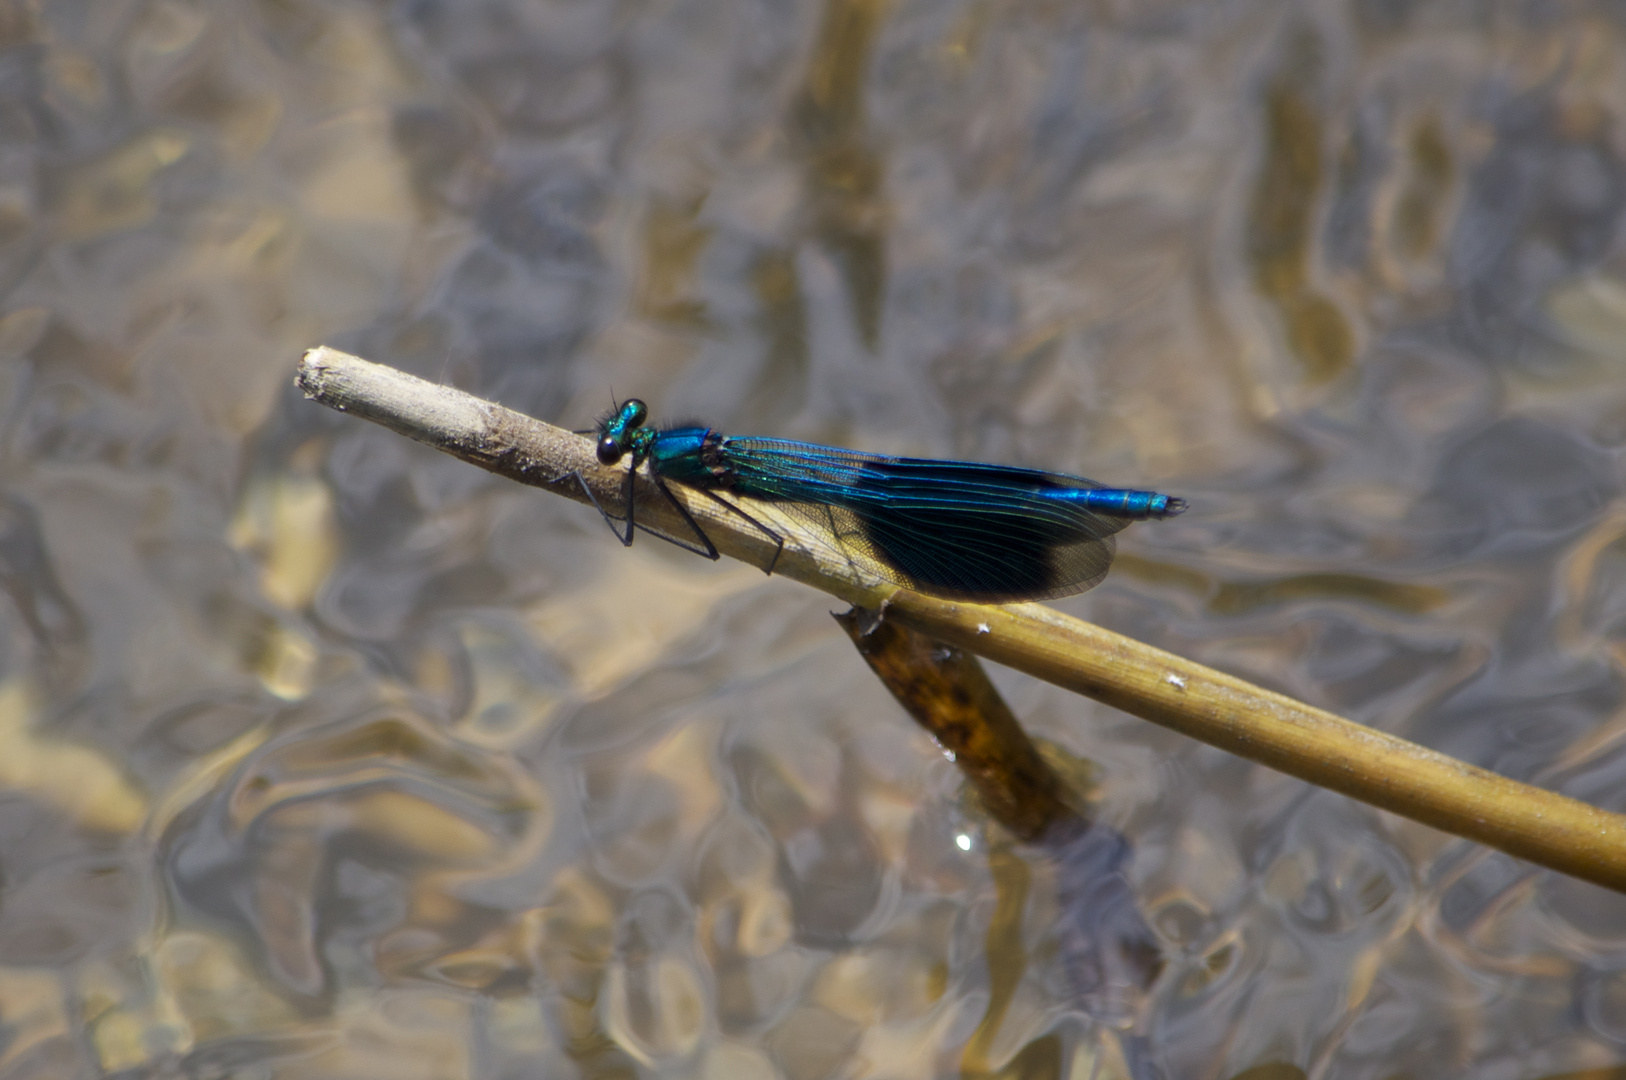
[{"x1": 2, "y1": 0, "x2": 1626, "y2": 1077}]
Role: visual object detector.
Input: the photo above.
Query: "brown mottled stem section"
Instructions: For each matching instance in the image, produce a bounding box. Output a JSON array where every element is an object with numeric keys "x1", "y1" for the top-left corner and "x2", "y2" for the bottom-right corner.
[
  {"x1": 834, "y1": 608, "x2": 1078, "y2": 842},
  {"x1": 298, "y1": 345, "x2": 1626, "y2": 895},
  {"x1": 296, "y1": 346, "x2": 624, "y2": 516},
  {"x1": 296, "y1": 346, "x2": 897, "y2": 603}
]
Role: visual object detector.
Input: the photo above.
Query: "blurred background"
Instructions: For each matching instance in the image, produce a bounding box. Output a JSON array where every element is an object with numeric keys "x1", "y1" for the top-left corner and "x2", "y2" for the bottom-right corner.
[{"x1": 4, "y1": 0, "x2": 1626, "y2": 1077}]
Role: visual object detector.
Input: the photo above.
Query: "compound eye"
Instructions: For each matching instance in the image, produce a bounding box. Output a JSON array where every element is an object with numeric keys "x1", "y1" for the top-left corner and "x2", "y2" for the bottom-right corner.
[
  {"x1": 597, "y1": 434, "x2": 624, "y2": 465},
  {"x1": 623, "y1": 399, "x2": 648, "y2": 428}
]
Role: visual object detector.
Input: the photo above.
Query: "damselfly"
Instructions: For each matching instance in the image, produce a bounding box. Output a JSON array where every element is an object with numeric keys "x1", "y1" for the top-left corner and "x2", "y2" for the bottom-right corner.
[{"x1": 580, "y1": 399, "x2": 1185, "y2": 603}]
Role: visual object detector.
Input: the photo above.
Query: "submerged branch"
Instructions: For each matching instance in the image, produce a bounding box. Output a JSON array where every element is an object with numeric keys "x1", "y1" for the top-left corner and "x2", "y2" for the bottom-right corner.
[
  {"x1": 834, "y1": 607, "x2": 1079, "y2": 843},
  {"x1": 297, "y1": 345, "x2": 1626, "y2": 894}
]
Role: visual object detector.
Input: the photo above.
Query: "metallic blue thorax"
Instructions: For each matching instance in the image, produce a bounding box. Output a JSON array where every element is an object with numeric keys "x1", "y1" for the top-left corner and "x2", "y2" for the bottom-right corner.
[{"x1": 644, "y1": 428, "x2": 727, "y2": 488}]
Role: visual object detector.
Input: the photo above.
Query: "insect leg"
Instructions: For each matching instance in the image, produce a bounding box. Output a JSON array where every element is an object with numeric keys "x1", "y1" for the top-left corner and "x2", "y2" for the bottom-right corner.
[
  {"x1": 647, "y1": 472, "x2": 721, "y2": 560},
  {"x1": 576, "y1": 464, "x2": 756, "y2": 567},
  {"x1": 572, "y1": 468, "x2": 636, "y2": 546},
  {"x1": 694, "y1": 489, "x2": 785, "y2": 576}
]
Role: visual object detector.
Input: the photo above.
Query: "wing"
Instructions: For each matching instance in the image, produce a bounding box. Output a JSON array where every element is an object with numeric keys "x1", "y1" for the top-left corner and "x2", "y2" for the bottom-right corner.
[{"x1": 714, "y1": 437, "x2": 1134, "y2": 602}]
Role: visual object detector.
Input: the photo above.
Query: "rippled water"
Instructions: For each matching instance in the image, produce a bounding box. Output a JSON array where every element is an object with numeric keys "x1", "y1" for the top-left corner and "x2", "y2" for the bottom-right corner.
[{"x1": 5, "y1": 1, "x2": 1626, "y2": 1077}]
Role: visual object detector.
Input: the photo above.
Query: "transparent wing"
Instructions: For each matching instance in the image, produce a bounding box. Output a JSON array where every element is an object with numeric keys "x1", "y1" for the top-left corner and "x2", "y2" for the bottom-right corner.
[{"x1": 715, "y1": 437, "x2": 1133, "y2": 602}]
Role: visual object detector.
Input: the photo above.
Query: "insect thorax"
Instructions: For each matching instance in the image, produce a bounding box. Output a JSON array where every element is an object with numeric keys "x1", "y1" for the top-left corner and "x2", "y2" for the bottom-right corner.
[{"x1": 650, "y1": 428, "x2": 735, "y2": 489}]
